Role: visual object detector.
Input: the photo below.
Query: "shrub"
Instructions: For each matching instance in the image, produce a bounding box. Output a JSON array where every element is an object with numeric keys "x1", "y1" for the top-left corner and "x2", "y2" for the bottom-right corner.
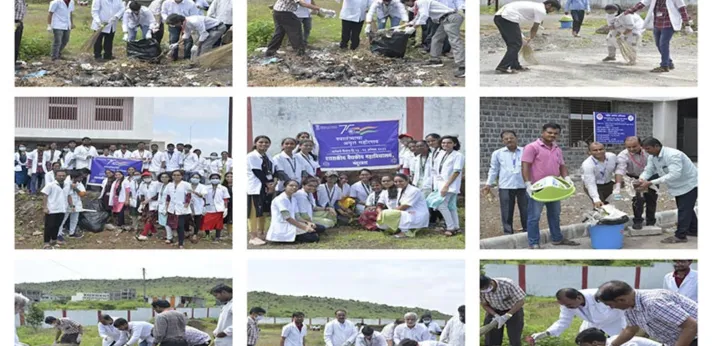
[
  {"x1": 25, "y1": 304, "x2": 45, "y2": 330},
  {"x1": 20, "y1": 36, "x2": 52, "y2": 61},
  {"x1": 247, "y1": 21, "x2": 274, "y2": 51}
]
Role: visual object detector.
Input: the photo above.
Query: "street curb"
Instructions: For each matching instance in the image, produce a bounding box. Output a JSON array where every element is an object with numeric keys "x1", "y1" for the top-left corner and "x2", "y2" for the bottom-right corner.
[{"x1": 480, "y1": 209, "x2": 691, "y2": 249}]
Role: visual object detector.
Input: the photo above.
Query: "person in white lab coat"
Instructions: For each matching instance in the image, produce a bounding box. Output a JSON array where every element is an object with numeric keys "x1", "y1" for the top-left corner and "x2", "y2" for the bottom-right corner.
[
  {"x1": 211, "y1": 284, "x2": 233, "y2": 346},
  {"x1": 575, "y1": 328, "x2": 661, "y2": 346},
  {"x1": 48, "y1": 0, "x2": 75, "y2": 61},
  {"x1": 114, "y1": 319, "x2": 155, "y2": 346},
  {"x1": 123, "y1": 1, "x2": 156, "y2": 41},
  {"x1": 108, "y1": 170, "x2": 132, "y2": 230},
  {"x1": 91, "y1": 0, "x2": 125, "y2": 60},
  {"x1": 296, "y1": 177, "x2": 336, "y2": 229},
  {"x1": 114, "y1": 144, "x2": 133, "y2": 158},
  {"x1": 61, "y1": 141, "x2": 77, "y2": 170},
  {"x1": 164, "y1": 144, "x2": 182, "y2": 172},
  {"x1": 44, "y1": 162, "x2": 62, "y2": 186},
  {"x1": 411, "y1": 141, "x2": 433, "y2": 197},
  {"x1": 248, "y1": 136, "x2": 276, "y2": 245},
  {"x1": 295, "y1": 139, "x2": 320, "y2": 179},
  {"x1": 282, "y1": 312, "x2": 308, "y2": 346},
  {"x1": 530, "y1": 288, "x2": 626, "y2": 343},
  {"x1": 439, "y1": 306, "x2": 465, "y2": 346},
  {"x1": 43, "y1": 143, "x2": 61, "y2": 170},
  {"x1": 418, "y1": 313, "x2": 441, "y2": 341},
  {"x1": 132, "y1": 142, "x2": 153, "y2": 172},
  {"x1": 74, "y1": 137, "x2": 99, "y2": 184},
  {"x1": 162, "y1": 0, "x2": 200, "y2": 60},
  {"x1": 663, "y1": 260, "x2": 698, "y2": 302},
  {"x1": 165, "y1": 13, "x2": 227, "y2": 59},
  {"x1": 15, "y1": 293, "x2": 30, "y2": 346},
  {"x1": 27, "y1": 144, "x2": 48, "y2": 194},
  {"x1": 273, "y1": 138, "x2": 305, "y2": 192},
  {"x1": 431, "y1": 136, "x2": 464, "y2": 236},
  {"x1": 59, "y1": 171, "x2": 87, "y2": 240},
  {"x1": 210, "y1": 151, "x2": 233, "y2": 183},
  {"x1": 188, "y1": 173, "x2": 207, "y2": 241},
  {"x1": 149, "y1": 143, "x2": 165, "y2": 180},
  {"x1": 381, "y1": 319, "x2": 404, "y2": 346},
  {"x1": 42, "y1": 170, "x2": 69, "y2": 249},
  {"x1": 324, "y1": 310, "x2": 359, "y2": 346},
  {"x1": 137, "y1": 171, "x2": 161, "y2": 240},
  {"x1": 15, "y1": 145, "x2": 30, "y2": 190},
  {"x1": 602, "y1": 4, "x2": 645, "y2": 64},
  {"x1": 183, "y1": 145, "x2": 202, "y2": 181},
  {"x1": 394, "y1": 313, "x2": 431, "y2": 344},
  {"x1": 390, "y1": 173, "x2": 430, "y2": 237},
  {"x1": 165, "y1": 170, "x2": 193, "y2": 249},
  {"x1": 350, "y1": 169, "x2": 374, "y2": 214},
  {"x1": 340, "y1": 0, "x2": 370, "y2": 50},
  {"x1": 267, "y1": 179, "x2": 325, "y2": 243},
  {"x1": 357, "y1": 326, "x2": 388, "y2": 346},
  {"x1": 365, "y1": 0, "x2": 408, "y2": 31},
  {"x1": 398, "y1": 134, "x2": 415, "y2": 174},
  {"x1": 317, "y1": 171, "x2": 344, "y2": 209},
  {"x1": 98, "y1": 315, "x2": 122, "y2": 346}
]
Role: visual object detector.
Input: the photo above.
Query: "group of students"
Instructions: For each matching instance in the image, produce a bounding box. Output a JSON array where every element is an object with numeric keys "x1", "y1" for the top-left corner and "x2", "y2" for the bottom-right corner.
[
  {"x1": 265, "y1": 0, "x2": 466, "y2": 78},
  {"x1": 14, "y1": 0, "x2": 232, "y2": 63},
  {"x1": 246, "y1": 131, "x2": 464, "y2": 246},
  {"x1": 247, "y1": 307, "x2": 465, "y2": 346},
  {"x1": 493, "y1": 0, "x2": 694, "y2": 74},
  {"x1": 16, "y1": 137, "x2": 234, "y2": 249}
]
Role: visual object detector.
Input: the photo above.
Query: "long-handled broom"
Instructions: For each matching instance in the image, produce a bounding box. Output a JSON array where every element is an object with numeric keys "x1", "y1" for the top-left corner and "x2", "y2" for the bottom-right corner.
[
  {"x1": 480, "y1": 319, "x2": 499, "y2": 336},
  {"x1": 519, "y1": 34, "x2": 539, "y2": 65},
  {"x1": 197, "y1": 43, "x2": 232, "y2": 69},
  {"x1": 81, "y1": 24, "x2": 106, "y2": 52},
  {"x1": 616, "y1": 36, "x2": 637, "y2": 64}
]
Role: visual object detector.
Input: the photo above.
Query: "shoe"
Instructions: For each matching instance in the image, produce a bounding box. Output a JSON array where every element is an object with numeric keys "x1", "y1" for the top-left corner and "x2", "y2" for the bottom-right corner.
[
  {"x1": 632, "y1": 222, "x2": 643, "y2": 230},
  {"x1": 426, "y1": 58, "x2": 443, "y2": 65},
  {"x1": 70, "y1": 233, "x2": 84, "y2": 239},
  {"x1": 602, "y1": 56, "x2": 616, "y2": 62},
  {"x1": 57, "y1": 235, "x2": 65, "y2": 242},
  {"x1": 660, "y1": 236, "x2": 687, "y2": 244},
  {"x1": 645, "y1": 221, "x2": 656, "y2": 226},
  {"x1": 212, "y1": 238, "x2": 221, "y2": 244},
  {"x1": 529, "y1": 244, "x2": 541, "y2": 249},
  {"x1": 249, "y1": 237, "x2": 266, "y2": 246},
  {"x1": 552, "y1": 239, "x2": 581, "y2": 246},
  {"x1": 136, "y1": 235, "x2": 148, "y2": 241},
  {"x1": 669, "y1": 64, "x2": 676, "y2": 70},
  {"x1": 454, "y1": 67, "x2": 465, "y2": 78},
  {"x1": 651, "y1": 66, "x2": 670, "y2": 73}
]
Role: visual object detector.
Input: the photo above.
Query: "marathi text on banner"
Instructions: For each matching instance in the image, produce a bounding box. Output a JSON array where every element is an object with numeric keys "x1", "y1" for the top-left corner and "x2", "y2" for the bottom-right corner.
[
  {"x1": 311, "y1": 120, "x2": 400, "y2": 170},
  {"x1": 88, "y1": 157, "x2": 144, "y2": 186}
]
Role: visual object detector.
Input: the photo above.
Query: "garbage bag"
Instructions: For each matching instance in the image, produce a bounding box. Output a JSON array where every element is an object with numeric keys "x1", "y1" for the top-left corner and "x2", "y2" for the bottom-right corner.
[
  {"x1": 426, "y1": 191, "x2": 445, "y2": 208},
  {"x1": 78, "y1": 199, "x2": 110, "y2": 233},
  {"x1": 127, "y1": 39, "x2": 161, "y2": 61},
  {"x1": 370, "y1": 32, "x2": 409, "y2": 58}
]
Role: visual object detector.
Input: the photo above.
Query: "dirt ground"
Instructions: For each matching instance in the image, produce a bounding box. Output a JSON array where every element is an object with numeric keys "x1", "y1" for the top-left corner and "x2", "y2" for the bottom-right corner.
[
  {"x1": 479, "y1": 182, "x2": 679, "y2": 239},
  {"x1": 15, "y1": 192, "x2": 232, "y2": 250},
  {"x1": 15, "y1": 54, "x2": 232, "y2": 87},
  {"x1": 247, "y1": 43, "x2": 465, "y2": 87},
  {"x1": 479, "y1": 13, "x2": 698, "y2": 87}
]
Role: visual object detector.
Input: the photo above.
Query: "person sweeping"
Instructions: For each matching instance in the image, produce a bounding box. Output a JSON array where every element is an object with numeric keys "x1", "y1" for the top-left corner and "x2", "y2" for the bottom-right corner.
[
  {"x1": 90, "y1": 0, "x2": 126, "y2": 61},
  {"x1": 603, "y1": 4, "x2": 645, "y2": 64}
]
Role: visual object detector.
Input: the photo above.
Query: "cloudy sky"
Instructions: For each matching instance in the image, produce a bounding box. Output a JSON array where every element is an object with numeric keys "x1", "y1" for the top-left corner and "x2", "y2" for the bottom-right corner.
[
  {"x1": 15, "y1": 252, "x2": 232, "y2": 283},
  {"x1": 248, "y1": 260, "x2": 464, "y2": 314},
  {"x1": 152, "y1": 98, "x2": 230, "y2": 155}
]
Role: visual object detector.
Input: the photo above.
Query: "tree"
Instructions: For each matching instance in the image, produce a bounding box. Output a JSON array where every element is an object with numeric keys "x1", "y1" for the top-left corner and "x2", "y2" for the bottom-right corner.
[{"x1": 26, "y1": 304, "x2": 45, "y2": 331}]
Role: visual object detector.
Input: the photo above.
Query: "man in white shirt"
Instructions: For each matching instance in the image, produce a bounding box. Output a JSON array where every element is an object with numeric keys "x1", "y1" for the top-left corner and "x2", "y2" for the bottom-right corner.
[
  {"x1": 162, "y1": 0, "x2": 200, "y2": 60},
  {"x1": 182, "y1": 144, "x2": 201, "y2": 179},
  {"x1": 575, "y1": 327, "x2": 661, "y2": 346},
  {"x1": 340, "y1": 0, "x2": 370, "y2": 50},
  {"x1": 324, "y1": 310, "x2": 359, "y2": 346},
  {"x1": 123, "y1": 1, "x2": 156, "y2": 41},
  {"x1": 439, "y1": 305, "x2": 464, "y2": 346},
  {"x1": 164, "y1": 143, "x2": 182, "y2": 172},
  {"x1": 90, "y1": 0, "x2": 125, "y2": 61},
  {"x1": 281, "y1": 312, "x2": 308, "y2": 346},
  {"x1": 530, "y1": 288, "x2": 626, "y2": 343},
  {"x1": 581, "y1": 142, "x2": 618, "y2": 209},
  {"x1": 211, "y1": 284, "x2": 233, "y2": 346},
  {"x1": 48, "y1": 0, "x2": 74, "y2": 61},
  {"x1": 114, "y1": 319, "x2": 155, "y2": 346},
  {"x1": 41, "y1": 170, "x2": 68, "y2": 249},
  {"x1": 398, "y1": 133, "x2": 415, "y2": 173},
  {"x1": 114, "y1": 143, "x2": 133, "y2": 159},
  {"x1": 357, "y1": 325, "x2": 387, "y2": 346},
  {"x1": 185, "y1": 326, "x2": 211, "y2": 346},
  {"x1": 63, "y1": 140, "x2": 77, "y2": 170},
  {"x1": 381, "y1": 319, "x2": 404, "y2": 346},
  {"x1": 149, "y1": 143, "x2": 166, "y2": 179},
  {"x1": 663, "y1": 260, "x2": 698, "y2": 302},
  {"x1": 166, "y1": 13, "x2": 226, "y2": 58},
  {"x1": 74, "y1": 137, "x2": 99, "y2": 183},
  {"x1": 132, "y1": 142, "x2": 153, "y2": 172},
  {"x1": 493, "y1": 0, "x2": 561, "y2": 73},
  {"x1": 207, "y1": 0, "x2": 232, "y2": 45},
  {"x1": 98, "y1": 315, "x2": 122, "y2": 346},
  {"x1": 394, "y1": 313, "x2": 431, "y2": 344},
  {"x1": 148, "y1": 0, "x2": 166, "y2": 43},
  {"x1": 365, "y1": 0, "x2": 408, "y2": 31}
]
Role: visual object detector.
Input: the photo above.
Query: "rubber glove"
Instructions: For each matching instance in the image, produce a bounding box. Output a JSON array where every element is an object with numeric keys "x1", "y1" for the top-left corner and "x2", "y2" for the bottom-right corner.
[
  {"x1": 364, "y1": 24, "x2": 372, "y2": 34},
  {"x1": 169, "y1": 43, "x2": 179, "y2": 50},
  {"x1": 47, "y1": 24, "x2": 53, "y2": 33},
  {"x1": 684, "y1": 25, "x2": 694, "y2": 35},
  {"x1": 404, "y1": 26, "x2": 416, "y2": 35},
  {"x1": 223, "y1": 209, "x2": 228, "y2": 218},
  {"x1": 525, "y1": 182, "x2": 534, "y2": 198},
  {"x1": 123, "y1": 33, "x2": 129, "y2": 41},
  {"x1": 146, "y1": 31, "x2": 153, "y2": 39},
  {"x1": 613, "y1": 183, "x2": 622, "y2": 200},
  {"x1": 76, "y1": 334, "x2": 82, "y2": 343},
  {"x1": 495, "y1": 313, "x2": 512, "y2": 329},
  {"x1": 565, "y1": 176, "x2": 574, "y2": 186},
  {"x1": 531, "y1": 331, "x2": 549, "y2": 341}
]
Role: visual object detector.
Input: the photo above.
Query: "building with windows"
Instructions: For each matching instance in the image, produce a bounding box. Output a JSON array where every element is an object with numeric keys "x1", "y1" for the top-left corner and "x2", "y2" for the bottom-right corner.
[
  {"x1": 479, "y1": 97, "x2": 697, "y2": 179},
  {"x1": 16, "y1": 289, "x2": 42, "y2": 302},
  {"x1": 71, "y1": 289, "x2": 137, "y2": 302}
]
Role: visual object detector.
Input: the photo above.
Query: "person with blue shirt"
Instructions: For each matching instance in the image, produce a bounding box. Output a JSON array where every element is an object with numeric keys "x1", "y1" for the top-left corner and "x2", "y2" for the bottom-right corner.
[
  {"x1": 564, "y1": 0, "x2": 590, "y2": 37},
  {"x1": 483, "y1": 130, "x2": 527, "y2": 235},
  {"x1": 637, "y1": 137, "x2": 697, "y2": 244}
]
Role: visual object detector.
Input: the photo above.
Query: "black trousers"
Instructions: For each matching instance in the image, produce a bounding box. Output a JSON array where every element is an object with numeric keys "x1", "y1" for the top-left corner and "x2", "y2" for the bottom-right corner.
[
  {"x1": 295, "y1": 224, "x2": 326, "y2": 243},
  {"x1": 115, "y1": 206, "x2": 126, "y2": 226},
  {"x1": 94, "y1": 31, "x2": 115, "y2": 59},
  {"x1": 44, "y1": 213, "x2": 65, "y2": 243},
  {"x1": 584, "y1": 182, "x2": 615, "y2": 205},
  {"x1": 629, "y1": 174, "x2": 659, "y2": 225},
  {"x1": 177, "y1": 214, "x2": 189, "y2": 246},
  {"x1": 15, "y1": 21, "x2": 23, "y2": 62},
  {"x1": 192, "y1": 215, "x2": 204, "y2": 235},
  {"x1": 154, "y1": 21, "x2": 165, "y2": 45},
  {"x1": 570, "y1": 10, "x2": 585, "y2": 34},
  {"x1": 267, "y1": 11, "x2": 304, "y2": 55},
  {"x1": 340, "y1": 20, "x2": 364, "y2": 50},
  {"x1": 499, "y1": 188, "x2": 528, "y2": 234},
  {"x1": 483, "y1": 308, "x2": 524, "y2": 346},
  {"x1": 494, "y1": 15, "x2": 523, "y2": 70},
  {"x1": 675, "y1": 187, "x2": 698, "y2": 239}
]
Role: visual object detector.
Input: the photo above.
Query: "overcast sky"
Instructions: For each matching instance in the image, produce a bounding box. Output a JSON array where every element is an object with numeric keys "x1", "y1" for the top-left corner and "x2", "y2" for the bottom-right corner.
[
  {"x1": 248, "y1": 260, "x2": 464, "y2": 314},
  {"x1": 152, "y1": 98, "x2": 230, "y2": 155},
  {"x1": 15, "y1": 252, "x2": 232, "y2": 283}
]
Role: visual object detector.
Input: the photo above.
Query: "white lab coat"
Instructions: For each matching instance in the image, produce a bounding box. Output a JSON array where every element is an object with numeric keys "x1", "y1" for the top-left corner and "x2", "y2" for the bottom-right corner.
[
  {"x1": 266, "y1": 192, "x2": 299, "y2": 242},
  {"x1": 14, "y1": 153, "x2": 27, "y2": 172},
  {"x1": 356, "y1": 331, "x2": 388, "y2": 346},
  {"x1": 340, "y1": 0, "x2": 370, "y2": 22},
  {"x1": 296, "y1": 153, "x2": 320, "y2": 178},
  {"x1": 419, "y1": 322, "x2": 441, "y2": 341},
  {"x1": 412, "y1": 154, "x2": 433, "y2": 191},
  {"x1": 380, "y1": 323, "x2": 397, "y2": 341},
  {"x1": 272, "y1": 152, "x2": 304, "y2": 191},
  {"x1": 98, "y1": 321, "x2": 122, "y2": 346},
  {"x1": 184, "y1": 153, "x2": 201, "y2": 172},
  {"x1": 440, "y1": 317, "x2": 465, "y2": 346},
  {"x1": 377, "y1": 191, "x2": 398, "y2": 210},
  {"x1": 166, "y1": 181, "x2": 193, "y2": 215},
  {"x1": 149, "y1": 151, "x2": 165, "y2": 173},
  {"x1": 42, "y1": 181, "x2": 69, "y2": 214},
  {"x1": 294, "y1": 189, "x2": 316, "y2": 218},
  {"x1": 74, "y1": 145, "x2": 99, "y2": 170},
  {"x1": 117, "y1": 321, "x2": 155, "y2": 345},
  {"x1": 108, "y1": 179, "x2": 132, "y2": 206},
  {"x1": 663, "y1": 270, "x2": 698, "y2": 302},
  {"x1": 144, "y1": 181, "x2": 162, "y2": 211},
  {"x1": 91, "y1": 0, "x2": 126, "y2": 33},
  {"x1": 394, "y1": 324, "x2": 431, "y2": 344},
  {"x1": 316, "y1": 183, "x2": 343, "y2": 208},
  {"x1": 27, "y1": 150, "x2": 49, "y2": 175},
  {"x1": 324, "y1": 319, "x2": 359, "y2": 346},
  {"x1": 161, "y1": 0, "x2": 200, "y2": 21},
  {"x1": 132, "y1": 149, "x2": 153, "y2": 172},
  {"x1": 183, "y1": 15, "x2": 222, "y2": 42},
  {"x1": 545, "y1": 289, "x2": 626, "y2": 337},
  {"x1": 164, "y1": 151, "x2": 182, "y2": 172},
  {"x1": 122, "y1": 6, "x2": 156, "y2": 31},
  {"x1": 114, "y1": 150, "x2": 133, "y2": 159},
  {"x1": 367, "y1": 0, "x2": 408, "y2": 21},
  {"x1": 213, "y1": 300, "x2": 233, "y2": 346},
  {"x1": 432, "y1": 150, "x2": 464, "y2": 194},
  {"x1": 207, "y1": 0, "x2": 232, "y2": 25},
  {"x1": 247, "y1": 150, "x2": 276, "y2": 195},
  {"x1": 204, "y1": 184, "x2": 230, "y2": 213},
  {"x1": 394, "y1": 185, "x2": 430, "y2": 230},
  {"x1": 350, "y1": 181, "x2": 372, "y2": 213},
  {"x1": 190, "y1": 183, "x2": 208, "y2": 215},
  {"x1": 282, "y1": 322, "x2": 308, "y2": 346},
  {"x1": 640, "y1": 0, "x2": 687, "y2": 31},
  {"x1": 211, "y1": 158, "x2": 234, "y2": 176},
  {"x1": 49, "y1": 0, "x2": 75, "y2": 30}
]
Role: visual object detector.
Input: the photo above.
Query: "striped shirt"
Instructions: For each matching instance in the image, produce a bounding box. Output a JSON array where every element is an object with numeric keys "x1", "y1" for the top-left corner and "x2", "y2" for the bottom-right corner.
[
  {"x1": 15, "y1": 0, "x2": 27, "y2": 21},
  {"x1": 615, "y1": 149, "x2": 648, "y2": 178},
  {"x1": 481, "y1": 278, "x2": 526, "y2": 311},
  {"x1": 274, "y1": 0, "x2": 301, "y2": 12},
  {"x1": 56, "y1": 318, "x2": 82, "y2": 335},
  {"x1": 247, "y1": 316, "x2": 260, "y2": 345},
  {"x1": 184, "y1": 326, "x2": 211, "y2": 345},
  {"x1": 153, "y1": 310, "x2": 187, "y2": 343},
  {"x1": 625, "y1": 289, "x2": 697, "y2": 345}
]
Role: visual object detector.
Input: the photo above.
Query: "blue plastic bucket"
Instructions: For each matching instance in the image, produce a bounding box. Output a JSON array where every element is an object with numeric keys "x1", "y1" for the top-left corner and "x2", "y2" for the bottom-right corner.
[
  {"x1": 589, "y1": 224, "x2": 625, "y2": 249},
  {"x1": 560, "y1": 21, "x2": 573, "y2": 29}
]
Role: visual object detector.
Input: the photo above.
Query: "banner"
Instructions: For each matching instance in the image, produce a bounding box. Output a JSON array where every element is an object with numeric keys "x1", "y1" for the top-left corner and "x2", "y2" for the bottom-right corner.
[
  {"x1": 88, "y1": 157, "x2": 143, "y2": 186},
  {"x1": 594, "y1": 112, "x2": 637, "y2": 144},
  {"x1": 312, "y1": 119, "x2": 400, "y2": 170}
]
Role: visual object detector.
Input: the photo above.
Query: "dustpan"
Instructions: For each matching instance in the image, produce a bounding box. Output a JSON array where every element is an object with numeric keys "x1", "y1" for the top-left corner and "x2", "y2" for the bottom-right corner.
[{"x1": 530, "y1": 176, "x2": 576, "y2": 202}]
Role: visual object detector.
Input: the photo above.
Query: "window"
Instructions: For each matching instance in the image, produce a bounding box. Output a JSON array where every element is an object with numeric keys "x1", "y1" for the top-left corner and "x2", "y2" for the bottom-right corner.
[
  {"x1": 48, "y1": 97, "x2": 78, "y2": 120},
  {"x1": 95, "y1": 98, "x2": 124, "y2": 121},
  {"x1": 569, "y1": 99, "x2": 612, "y2": 147}
]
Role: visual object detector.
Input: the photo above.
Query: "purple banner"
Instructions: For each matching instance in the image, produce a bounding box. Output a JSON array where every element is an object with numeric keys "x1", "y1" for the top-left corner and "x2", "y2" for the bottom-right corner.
[
  {"x1": 312, "y1": 119, "x2": 400, "y2": 170},
  {"x1": 88, "y1": 157, "x2": 143, "y2": 185}
]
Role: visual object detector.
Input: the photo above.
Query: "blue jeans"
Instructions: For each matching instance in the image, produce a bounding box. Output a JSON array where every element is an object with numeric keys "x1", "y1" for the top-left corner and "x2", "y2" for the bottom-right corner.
[
  {"x1": 129, "y1": 24, "x2": 150, "y2": 41},
  {"x1": 30, "y1": 172, "x2": 45, "y2": 194},
  {"x1": 139, "y1": 341, "x2": 149, "y2": 346},
  {"x1": 378, "y1": 16, "x2": 401, "y2": 29},
  {"x1": 653, "y1": 27, "x2": 675, "y2": 67},
  {"x1": 526, "y1": 195, "x2": 562, "y2": 246}
]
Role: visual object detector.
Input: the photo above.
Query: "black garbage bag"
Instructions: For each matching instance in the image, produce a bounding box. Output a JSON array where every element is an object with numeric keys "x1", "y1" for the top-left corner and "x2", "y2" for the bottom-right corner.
[
  {"x1": 370, "y1": 32, "x2": 409, "y2": 58},
  {"x1": 127, "y1": 38, "x2": 161, "y2": 61},
  {"x1": 78, "y1": 199, "x2": 110, "y2": 233},
  {"x1": 597, "y1": 215, "x2": 630, "y2": 225}
]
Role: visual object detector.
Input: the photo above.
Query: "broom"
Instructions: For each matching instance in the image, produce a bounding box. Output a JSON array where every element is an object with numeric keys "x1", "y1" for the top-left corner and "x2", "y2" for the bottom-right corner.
[
  {"x1": 81, "y1": 24, "x2": 106, "y2": 52},
  {"x1": 616, "y1": 36, "x2": 637, "y2": 63},
  {"x1": 480, "y1": 319, "x2": 499, "y2": 336},
  {"x1": 520, "y1": 34, "x2": 539, "y2": 65},
  {"x1": 197, "y1": 43, "x2": 232, "y2": 69}
]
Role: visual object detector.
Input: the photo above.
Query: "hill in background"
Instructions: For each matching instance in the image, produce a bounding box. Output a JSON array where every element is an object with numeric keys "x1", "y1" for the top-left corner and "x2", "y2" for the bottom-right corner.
[{"x1": 248, "y1": 291, "x2": 451, "y2": 319}]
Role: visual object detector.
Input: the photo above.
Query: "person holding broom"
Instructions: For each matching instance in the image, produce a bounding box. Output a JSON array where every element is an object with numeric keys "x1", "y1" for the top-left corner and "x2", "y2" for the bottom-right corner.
[
  {"x1": 603, "y1": 4, "x2": 645, "y2": 64},
  {"x1": 165, "y1": 13, "x2": 227, "y2": 60},
  {"x1": 162, "y1": 0, "x2": 201, "y2": 60},
  {"x1": 91, "y1": 0, "x2": 126, "y2": 61},
  {"x1": 493, "y1": 0, "x2": 561, "y2": 74}
]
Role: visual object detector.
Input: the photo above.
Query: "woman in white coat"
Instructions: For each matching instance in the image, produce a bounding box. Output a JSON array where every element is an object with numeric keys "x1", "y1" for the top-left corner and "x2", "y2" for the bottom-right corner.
[
  {"x1": 202, "y1": 173, "x2": 231, "y2": 242},
  {"x1": 247, "y1": 136, "x2": 276, "y2": 246},
  {"x1": 156, "y1": 172, "x2": 172, "y2": 241},
  {"x1": 165, "y1": 170, "x2": 193, "y2": 249},
  {"x1": 272, "y1": 137, "x2": 305, "y2": 193},
  {"x1": 392, "y1": 173, "x2": 430, "y2": 238},
  {"x1": 377, "y1": 174, "x2": 399, "y2": 210},
  {"x1": 90, "y1": 0, "x2": 126, "y2": 60},
  {"x1": 295, "y1": 139, "x2": 320, "y2": 179},
  {"x1": 137, "y1": 172, "x2": 160, "y2": 240},
  {"x1": 295, "y1": 177, "x2": 336, "y2": 229},
  {"x1": 432, "y1": 136, "x2": 464, "y2": 236},
  {"x1": 602, "y1": 4, "x2": 645, "y2": 64},
  {"x1": 266, "y1": 179, "x2": 325, "y2": 243},
  {"x1": 350, "y1": 169, "x2": 373, "y2": 214},
  {"x1": 411, "y1": 140, "x2": 433, "y2": 197},
  {"x1": 189, "y1": 173, "x2": 208, "y2": 242},
  {"x1": 108, "y1": 170, "x2": 132, "y2": 229}
]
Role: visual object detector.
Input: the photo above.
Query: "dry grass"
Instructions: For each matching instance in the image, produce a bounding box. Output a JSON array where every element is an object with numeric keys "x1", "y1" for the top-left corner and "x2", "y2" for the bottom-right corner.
[
  {"x1": 197, "y1": 43, "x2": 232, "y2": 69},
  {"x1": 520, "y1": 44, "x2": 538, "y2": 65},
  {"x1": 617, "y1": 36, "x2": 637, "y2": 63},
  {"x1": 79, "y1": 27, "x2": 104, "y2": 53}
]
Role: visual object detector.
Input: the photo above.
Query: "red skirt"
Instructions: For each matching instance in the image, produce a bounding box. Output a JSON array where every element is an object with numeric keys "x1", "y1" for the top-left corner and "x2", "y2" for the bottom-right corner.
[
  {"x1": 358, "y1": 210, "x2": 380, "y2": 231},
  {"x1": 201, "y1": 212, "x2": 224, "y2": 231}
]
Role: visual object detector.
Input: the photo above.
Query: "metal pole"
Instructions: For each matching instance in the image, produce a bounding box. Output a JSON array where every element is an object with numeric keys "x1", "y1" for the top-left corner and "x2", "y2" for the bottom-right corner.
[
  {"x1": 142, "y1": 268, "x2": 147, "y2": 302},
  {"x1": 228, "y1": 97, "x2": 233, "y2": 156}
]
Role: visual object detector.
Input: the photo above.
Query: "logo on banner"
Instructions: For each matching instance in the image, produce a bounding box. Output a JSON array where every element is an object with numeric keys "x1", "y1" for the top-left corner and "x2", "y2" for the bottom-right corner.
[
  {"x1": 628, "y1": 115, "x2": 635, "y2": 121},
  {"x1": 596, "y1": 113, "x2": 604, "y2": 120}
]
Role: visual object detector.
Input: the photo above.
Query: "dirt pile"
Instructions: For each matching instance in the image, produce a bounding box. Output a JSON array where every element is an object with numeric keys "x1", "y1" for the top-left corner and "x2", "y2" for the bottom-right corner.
[
  {"x1": 15, "y1": 56, "x2": 232, "y2": 87},
  {"x1": 15, "y1": 193, "x2": 46, "y2": 238}
]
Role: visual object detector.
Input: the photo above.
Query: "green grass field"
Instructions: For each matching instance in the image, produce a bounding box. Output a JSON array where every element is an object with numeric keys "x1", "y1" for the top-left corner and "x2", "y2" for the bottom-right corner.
[{"x1": 257, "y1": 324, "x2": 326, "y2": 346}]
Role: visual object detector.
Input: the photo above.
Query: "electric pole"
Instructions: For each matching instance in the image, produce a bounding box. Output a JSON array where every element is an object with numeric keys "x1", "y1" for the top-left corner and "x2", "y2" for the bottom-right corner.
[{"x1": 142, "y1": 268, "x2": 147, "y2": 302}]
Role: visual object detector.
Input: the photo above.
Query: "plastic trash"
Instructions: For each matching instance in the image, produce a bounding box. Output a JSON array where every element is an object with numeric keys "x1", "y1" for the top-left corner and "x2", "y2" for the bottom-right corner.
[
  {"x1": 370, "y1": 31, "x2": 409, "y2": 58},
  {"x1": 77, "y1": 199, "x2": 109, "y2": 233},
  {"x1": 22, "y1": 70, "x2": 47, "y2": 79},
  {"x1": 260, "y1": 57, "x2": 280, "y2": 65},
  {"x1": 426, "y1": 191, "x2": 445, "y2": 208},
  {"x1": 530, "y1": 176, "x2": 576, "y2": 202},
  {"x1": 127, "y1": 38, "x2": 161, "y2": 61}
]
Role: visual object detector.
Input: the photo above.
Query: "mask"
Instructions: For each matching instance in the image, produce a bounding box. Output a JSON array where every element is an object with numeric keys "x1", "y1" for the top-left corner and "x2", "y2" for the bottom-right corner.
[
  {"x1": 190, "y1": 178, "x2": 201, "y2": 184},
  {"x1": 256, "y1": 315, "x2": 264, "y2": 322},
  {"x1": 19, "y1": 147, "x2": 26, "y2": 151},
  {"x1": 459, "y1": 316, "x2": 465, "y2": 323},
  {"x1": 481, "y1": 286, "x2": 493, "y2": 293},
  {"x1": 210, "y1": 179, "x2": 221, "y2": 185},
  {"x1": 210, "y1": 156, "x2": 218, "y2": 160},
  {"x1": 423, "y1": 319, "x2": 431, "y2": 324},
  {"x1": 63, "y1": 148, "x2": 70, "y2": 152},
  {"x1": 143, "y1": 178, "x2": 152, "y2": 183},
  {"x1": 134, "y1": 176, "x2": 141, "y2": 181}
]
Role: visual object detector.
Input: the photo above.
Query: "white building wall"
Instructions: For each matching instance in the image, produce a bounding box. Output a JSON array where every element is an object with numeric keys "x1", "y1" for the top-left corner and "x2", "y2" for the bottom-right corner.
[
  {"x1": 423, "y1": 98, "x2": 466, "y2": 154},
  {"x1": 133, "y1": 98, "x2": 156, "y2": 141},
  {"x1": 133, "y1": 308, "x2": 154, "y2": 322},
  {"x1": 526, "y1": 265, "x2": 582, "y2": 297},
  {"x1": 588, "y1": 266, "x2": 636, "y2": 289},
  {"x1": 66, "y1": 310, "x2": 100, "y2": 326},
  {"x1": 653, "y1": 100, "x2": 679, "y2": 149}
]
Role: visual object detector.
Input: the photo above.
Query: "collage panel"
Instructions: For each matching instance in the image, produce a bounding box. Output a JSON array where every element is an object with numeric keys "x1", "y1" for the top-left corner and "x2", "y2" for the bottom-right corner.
[
  {"x1": 248, "y1": 259, "x2": 465, "y2": 346},
  {"x1": 246, "y1": 97, "x2": 466, "y2": 249},
  {"x1": 480, "y1": 260, "x2": 698, "y2": 346},
  {"x1": 479, "y1": 0, "x2": 697, "y2": 87},
  {"x1": 14, "y1": 96, "x2": 234, "y2": 250},
  {"x1": 14, "y1": 0, "x2": 233, "y2": 87},
  {"x1": 246, "y1": 0, "x2": 467, "y2": 86},
  {"x1": 479, "y1": 97, "x2": 698, "y2": 250},
  {"x1": 14, "y1": 253, "x2": 233, "y2": 346}
]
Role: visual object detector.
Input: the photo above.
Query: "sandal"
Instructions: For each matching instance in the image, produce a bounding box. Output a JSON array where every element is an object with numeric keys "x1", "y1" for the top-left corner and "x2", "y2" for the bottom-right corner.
[{"x1": 552, "y1": 239, "x2": 580, "y2": 246}]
